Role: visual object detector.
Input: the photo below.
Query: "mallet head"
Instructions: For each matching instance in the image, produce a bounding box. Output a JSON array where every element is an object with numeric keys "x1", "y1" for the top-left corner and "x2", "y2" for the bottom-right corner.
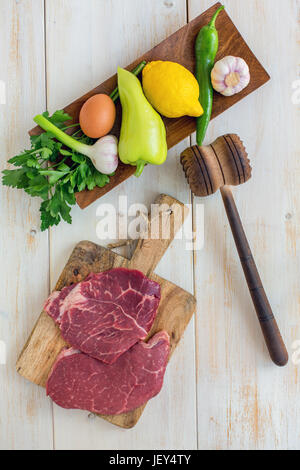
[{"x1": 180, "y1": 134, "x2": 252, "y2": 197}]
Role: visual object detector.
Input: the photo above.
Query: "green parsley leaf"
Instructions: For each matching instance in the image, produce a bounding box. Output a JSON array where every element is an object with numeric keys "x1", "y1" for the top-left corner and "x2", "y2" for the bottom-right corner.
[
  {"x1": 24, "y1": 174, "x2": 50, "y2": 200},
  {"x1": 2, "y1": 109, "x2": 111, "y2": 231},
  {"x1": 71, "y1": 153, "x2": 86, "y2": 164},
  {"x1": 42, "y1": 110, "x2": 72, "y2": 129},
  {"x1": 94, "y1": 171, "x2": 110, "y2": 187},
  {"x1": 40, "y1": 170, "x2": 69, "y2": 185},
  {"x1": 40, "y1": 148, "x2": 53, "y2": 160},
  {"x1": 40, "y1": 201, "x2": 61, "y2": 231},
  {"x1": 2, "y1": 168, "x2": 29, "y2": 188},
  {"x1": 8, "y1": 151, "x2": 33, "y2": 167}
]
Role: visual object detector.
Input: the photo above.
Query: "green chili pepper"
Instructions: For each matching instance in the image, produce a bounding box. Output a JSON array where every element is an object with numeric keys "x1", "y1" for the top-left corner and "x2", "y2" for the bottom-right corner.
[{"x1": 195, "y1": 5, "x2": 225, "y2": 146}]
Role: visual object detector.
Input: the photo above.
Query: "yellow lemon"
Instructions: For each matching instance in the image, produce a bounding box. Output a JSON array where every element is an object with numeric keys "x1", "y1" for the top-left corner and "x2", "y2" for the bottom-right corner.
[{"x1": 142, "y1": 61, "x2": 203, "y2": 118}]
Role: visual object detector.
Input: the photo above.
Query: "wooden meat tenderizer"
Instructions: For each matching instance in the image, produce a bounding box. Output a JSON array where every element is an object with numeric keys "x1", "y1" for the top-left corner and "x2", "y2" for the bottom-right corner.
[{"x1": 181, "y1": 134, "x2": 288, "y2": 366}]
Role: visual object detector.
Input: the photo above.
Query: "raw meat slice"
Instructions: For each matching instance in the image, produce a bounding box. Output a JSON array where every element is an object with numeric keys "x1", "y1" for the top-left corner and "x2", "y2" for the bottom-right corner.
[
  {"x1": 43, "y1": 268, "x2": 161, "y2": 364},
  {"x1": 46, "y1": 331, "x2": 170, "y2": 415},
  {"x1": 43, "y1": 272, "x2": 96, "y2": 324}
]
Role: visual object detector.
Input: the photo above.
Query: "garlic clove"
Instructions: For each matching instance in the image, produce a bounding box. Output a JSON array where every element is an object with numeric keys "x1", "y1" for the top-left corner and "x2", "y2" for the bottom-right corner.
[
  {"x1": 226, "y1": 56, "x2": 238, "y2": 73},
  {"x1": 213, "y1": 58, "x2": 230, "y2": 76},
  {"x1": 212, "y1": 81, "x2": 227, "y2": 93},
  {"x1": 222, "y1": 86, "x2": 236, "y2": 97}
]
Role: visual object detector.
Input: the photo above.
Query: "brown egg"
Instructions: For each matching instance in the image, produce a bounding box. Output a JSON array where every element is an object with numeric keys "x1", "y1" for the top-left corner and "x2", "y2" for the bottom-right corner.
[{"x1": 79, "y1": 94, "x2": 116, "y2": 138}]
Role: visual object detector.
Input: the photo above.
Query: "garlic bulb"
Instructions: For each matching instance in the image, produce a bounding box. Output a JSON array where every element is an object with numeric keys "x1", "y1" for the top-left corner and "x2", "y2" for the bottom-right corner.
[{"x1": 211, "y1": 56, "x2": 250, "y2": 97}]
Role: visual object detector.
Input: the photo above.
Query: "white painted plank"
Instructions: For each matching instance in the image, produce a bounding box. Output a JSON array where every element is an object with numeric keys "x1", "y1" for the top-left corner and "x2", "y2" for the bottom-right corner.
[
  {"x1": 45, "y1": 0, "x2": 197, "y2": 450},
  {"x1": 189, "y1": 0, "x2": 300, "y2": 450},
  {"x1": 0, "y1": 0, "x2": 53, "y2": 450}
]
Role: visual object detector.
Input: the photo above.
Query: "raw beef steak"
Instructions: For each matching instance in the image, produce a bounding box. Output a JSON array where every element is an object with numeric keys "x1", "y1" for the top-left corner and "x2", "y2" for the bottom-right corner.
[
  {"x1": 44, "y1": 268, "x2": 161, "y2": 364},
  {"x1": 43, "y1": 272, "x2": 97, "y2": 324},
  {"x1": 46, "y1": 331, "x2": 170, "y2": 415},
  {"x1": 44, "y1": 284, "x2": 76, "y2": 324}
]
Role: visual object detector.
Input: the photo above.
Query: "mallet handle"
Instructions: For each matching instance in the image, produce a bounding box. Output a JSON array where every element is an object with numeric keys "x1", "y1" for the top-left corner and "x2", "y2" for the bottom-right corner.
[{"x1": 220, "y1": 185, "x2": 288, "y2": 366}]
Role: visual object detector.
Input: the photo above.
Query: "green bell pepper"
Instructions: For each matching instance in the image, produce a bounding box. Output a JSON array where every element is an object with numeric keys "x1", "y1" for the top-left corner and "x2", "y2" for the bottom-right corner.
[{"x1": 118, "y1": 67, "x2": 168, "y2": 177}]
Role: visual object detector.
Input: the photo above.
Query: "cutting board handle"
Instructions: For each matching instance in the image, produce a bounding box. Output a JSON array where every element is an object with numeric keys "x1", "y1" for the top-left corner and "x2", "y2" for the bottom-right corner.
[{"x1": 128, "y1": 194, "x2": 189, "y2": 277}]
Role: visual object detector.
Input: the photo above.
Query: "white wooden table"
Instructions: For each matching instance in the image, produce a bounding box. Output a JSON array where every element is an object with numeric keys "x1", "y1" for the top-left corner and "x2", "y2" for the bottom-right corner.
[{"x1": 0, "y1": 0, "x2": 299, "y2": 450}]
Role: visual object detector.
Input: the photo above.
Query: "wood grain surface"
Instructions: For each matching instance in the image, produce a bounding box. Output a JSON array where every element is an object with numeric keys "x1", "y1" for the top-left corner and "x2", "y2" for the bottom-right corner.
[
  {"x1": 16, "y1": 194, "x2": 196, "y2": 429},
  {"x1": 29, "y1": 1, "x2": 270, "y2": 210},
  {"x1": 190, "y1": 0, "x2": 300, "y2": 451},
  {"x1": 0, "y1": 0, "x2": 53, "y2": 450}
]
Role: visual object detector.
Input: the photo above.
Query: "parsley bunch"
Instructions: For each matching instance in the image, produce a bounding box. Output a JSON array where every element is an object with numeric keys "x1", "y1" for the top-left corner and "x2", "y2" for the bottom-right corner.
[{"x1": 2, "y1": 110, "x2": 110, "y2": 231}]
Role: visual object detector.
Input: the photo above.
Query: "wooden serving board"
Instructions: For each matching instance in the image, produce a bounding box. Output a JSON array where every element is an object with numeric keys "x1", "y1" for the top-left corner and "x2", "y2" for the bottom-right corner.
[
  {"x1": 29, "y1": 2, "x2": 270, "y2": 209},
  {"x1": 16, "y1": 194, "x2": 196, "y2": 429}
]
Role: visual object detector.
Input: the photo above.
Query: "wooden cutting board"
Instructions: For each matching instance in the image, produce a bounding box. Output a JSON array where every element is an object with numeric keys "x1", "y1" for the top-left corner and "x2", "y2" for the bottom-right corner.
[
  {"x1": 29, "y1": 2, "x2": 270, "y2": 209},
  {"x1": 16, "y1": 194, "x2": 196, "y2": 428}
]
